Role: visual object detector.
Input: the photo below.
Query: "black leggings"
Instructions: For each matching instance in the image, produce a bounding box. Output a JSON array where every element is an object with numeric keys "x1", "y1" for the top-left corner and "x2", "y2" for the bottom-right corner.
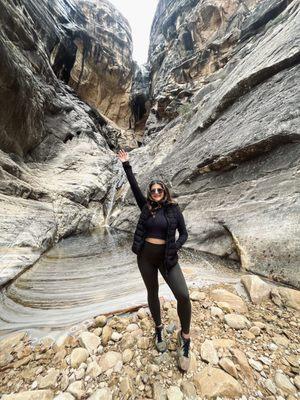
[{"x1": 137, "y1": 241, "x2": 191, "y2": 334}]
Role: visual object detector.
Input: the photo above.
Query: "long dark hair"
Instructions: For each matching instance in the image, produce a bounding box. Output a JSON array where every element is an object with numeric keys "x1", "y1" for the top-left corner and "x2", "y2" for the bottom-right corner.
[{"x1": 146, "y1": 179, "x2": 177, "y2": 213}]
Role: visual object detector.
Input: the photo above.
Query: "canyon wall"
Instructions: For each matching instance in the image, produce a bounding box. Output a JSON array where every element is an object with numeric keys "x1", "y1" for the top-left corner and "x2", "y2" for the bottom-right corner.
[
  {"x1": 113, "y1": 0, "x2": 300, "y2": 288},
  {"x1": 64, "y1": 0, "x2": 134, "y2": 129},
  {"x1": 0, "y1": 0, "x2": 299, "y2": 288},
  {"x1": 0, "y1": 0, "x2": 134, "y2": 285}
]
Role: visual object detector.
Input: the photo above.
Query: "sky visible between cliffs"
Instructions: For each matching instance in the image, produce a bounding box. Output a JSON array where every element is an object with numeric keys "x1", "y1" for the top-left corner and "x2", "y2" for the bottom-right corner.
[{"x1": 109, "y1": 0, "x2": 159, "y2": 65}]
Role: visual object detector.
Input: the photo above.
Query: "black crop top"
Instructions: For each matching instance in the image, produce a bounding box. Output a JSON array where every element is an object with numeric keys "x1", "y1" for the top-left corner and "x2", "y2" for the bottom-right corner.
[{"x1": 144, "y1": 207, "x2": 168, "y2": 240}]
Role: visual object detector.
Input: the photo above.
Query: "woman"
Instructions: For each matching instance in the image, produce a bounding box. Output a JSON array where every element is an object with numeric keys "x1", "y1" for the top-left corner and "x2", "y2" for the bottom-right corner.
[{"x1": 116, "y1": 149, "x2": 192, "y2": 372}]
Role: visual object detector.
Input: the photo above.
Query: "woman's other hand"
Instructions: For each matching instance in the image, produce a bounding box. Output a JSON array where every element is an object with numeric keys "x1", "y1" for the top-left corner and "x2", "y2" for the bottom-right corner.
[{"x1": 117, "y1": 149, "x2": 129, "y2": 163}]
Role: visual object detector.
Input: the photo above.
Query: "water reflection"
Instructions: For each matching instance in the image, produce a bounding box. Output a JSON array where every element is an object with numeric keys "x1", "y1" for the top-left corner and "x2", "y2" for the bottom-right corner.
[{"x1": 0, "y1": 228, "x2": 242, "y2": 339}]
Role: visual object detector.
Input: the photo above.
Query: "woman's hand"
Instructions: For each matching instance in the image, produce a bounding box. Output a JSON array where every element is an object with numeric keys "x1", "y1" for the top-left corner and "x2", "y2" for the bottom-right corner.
[{"x1": 117, "y1": 149, "x2": 129, "y2": 163}]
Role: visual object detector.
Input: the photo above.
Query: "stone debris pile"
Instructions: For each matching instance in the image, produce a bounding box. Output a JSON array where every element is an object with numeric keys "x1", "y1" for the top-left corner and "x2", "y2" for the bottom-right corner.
[{"x1": 0, "y1": 275, "x2": 299, "y2": 399}]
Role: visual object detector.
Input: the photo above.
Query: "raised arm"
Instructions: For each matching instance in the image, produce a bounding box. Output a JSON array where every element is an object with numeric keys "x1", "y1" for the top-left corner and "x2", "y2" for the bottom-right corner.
[
  {"x1": 117, "y1": 149, "x2": 147, "y2": 211},
  {"x1": 122, "y1": 161, "x2": 147, "y2": 211},
  {"x1": 175, "y1": 205, "x2": 188, "y2": 250}
]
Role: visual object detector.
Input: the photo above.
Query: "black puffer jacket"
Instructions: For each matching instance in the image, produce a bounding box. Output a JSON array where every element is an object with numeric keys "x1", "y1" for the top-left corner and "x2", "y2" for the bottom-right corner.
[{"x1": 122, "y1": 161, "x2": 188, "y2": 277}]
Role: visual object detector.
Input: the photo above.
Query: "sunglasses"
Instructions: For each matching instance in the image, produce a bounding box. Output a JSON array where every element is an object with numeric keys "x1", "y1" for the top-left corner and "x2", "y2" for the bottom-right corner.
[{"x1": 150, "y1": 188, "x2": 164, "y2": 194}]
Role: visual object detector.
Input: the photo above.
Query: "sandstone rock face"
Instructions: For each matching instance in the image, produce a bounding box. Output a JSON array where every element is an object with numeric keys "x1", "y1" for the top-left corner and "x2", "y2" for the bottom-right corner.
[
  {"x1": 130, "y1": 64, "x2": 151, "y2": 144},
  {"x1": 66, "y1": 0, "x2": 134, "y2": 129},
  {"x1": 115, "y1": 0, "x2": 300, "y2": 288},
  {"x1": 0, "y1": 0, "x2": 135, "y2": 285},
  {"x1": 147, "y1": 0, "x2": 261, "y2": 134},
  {"x1": 0, "y1": 0, "x2": 131, "y2": 156}
]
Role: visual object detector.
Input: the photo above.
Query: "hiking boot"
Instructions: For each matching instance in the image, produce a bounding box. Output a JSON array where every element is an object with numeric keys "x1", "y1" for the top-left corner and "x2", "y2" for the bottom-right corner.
[
  {"x1": 154, "y1": 324, "x2": 167, "y2": 352},
  {"x1": 177, "y1": 329, "x2": 191, "y2": 371}
]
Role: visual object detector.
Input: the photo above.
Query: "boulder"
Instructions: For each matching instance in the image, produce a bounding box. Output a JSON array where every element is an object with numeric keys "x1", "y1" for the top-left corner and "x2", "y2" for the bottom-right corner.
[
  {"x1": 193, "y1": 366, "x2": 242, "y2": 398},
  {"x1": 241, "y1": 274, "x2": 271, "y2": 304}
]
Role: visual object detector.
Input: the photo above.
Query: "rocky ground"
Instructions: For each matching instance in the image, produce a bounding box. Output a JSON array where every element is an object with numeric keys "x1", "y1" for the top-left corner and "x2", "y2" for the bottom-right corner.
[{"x1": 0, "y1": 275, "x2": 299, "y2": 400}]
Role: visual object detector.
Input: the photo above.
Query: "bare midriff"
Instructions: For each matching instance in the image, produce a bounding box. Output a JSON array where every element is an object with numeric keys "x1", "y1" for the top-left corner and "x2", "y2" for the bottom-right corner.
[{"x1": 145, "y1": 237, "x2": 166, "y2": 244}]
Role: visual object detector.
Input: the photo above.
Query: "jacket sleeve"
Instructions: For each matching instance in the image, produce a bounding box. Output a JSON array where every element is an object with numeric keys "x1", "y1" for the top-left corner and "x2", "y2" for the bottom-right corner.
[
  {"x1": 175, "y1": 205, "x2": 188, "y2": 251},
  {"x1": 122, "y1": 161, "x2": 147, "y2": 211}
]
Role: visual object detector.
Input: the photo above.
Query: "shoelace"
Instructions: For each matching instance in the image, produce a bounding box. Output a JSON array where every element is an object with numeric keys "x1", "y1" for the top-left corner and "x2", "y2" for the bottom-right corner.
[{"x1": 182, "y1": 338, "x2": 190, "y2": 357}]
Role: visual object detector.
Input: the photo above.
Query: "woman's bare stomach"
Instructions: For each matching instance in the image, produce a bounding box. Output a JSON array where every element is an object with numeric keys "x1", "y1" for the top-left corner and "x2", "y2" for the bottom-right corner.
[{"x1": 145, "y1": 237, "x2": 166, "y2": 244}]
